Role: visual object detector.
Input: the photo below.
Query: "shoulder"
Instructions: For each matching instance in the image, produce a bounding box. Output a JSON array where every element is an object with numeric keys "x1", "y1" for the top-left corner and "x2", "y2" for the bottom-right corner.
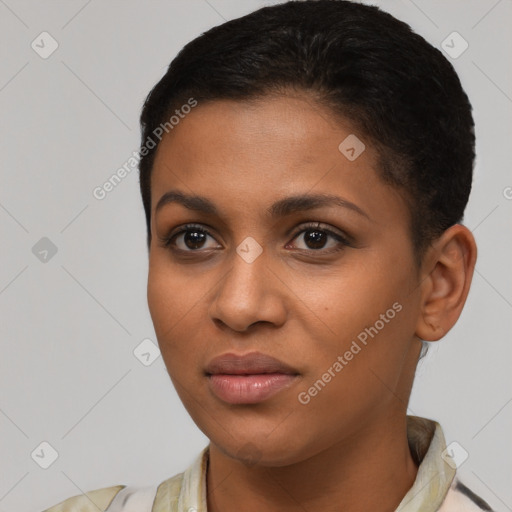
[
  {"x1": 41, "y1": 447, "x2": 206, "y2": 512},
  {"x1": 42, "y1": 485, "x2": 125, "y2": 512},
  {"x1": 41, "y1": 472, "x2": 186, "y2": 512},
  {"x1": 439, "y1": 478, "x2": 494, "y2": 511}
]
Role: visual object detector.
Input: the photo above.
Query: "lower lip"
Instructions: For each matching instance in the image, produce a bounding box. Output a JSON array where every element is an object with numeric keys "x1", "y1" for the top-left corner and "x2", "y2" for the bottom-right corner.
[{"x1": 207, "y1": 373, "x2": 298, "y2": 404}]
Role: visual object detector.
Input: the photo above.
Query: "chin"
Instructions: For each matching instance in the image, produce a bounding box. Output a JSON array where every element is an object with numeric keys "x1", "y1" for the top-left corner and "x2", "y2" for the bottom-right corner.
[{"x1": 208, "y1": 426, "x2": 320, "y2": 468}]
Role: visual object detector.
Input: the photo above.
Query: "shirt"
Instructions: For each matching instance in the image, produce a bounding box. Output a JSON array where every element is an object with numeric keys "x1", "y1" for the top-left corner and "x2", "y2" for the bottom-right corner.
[{"x1": 41, "y1": 416, "x2": 493, "y2": 511}]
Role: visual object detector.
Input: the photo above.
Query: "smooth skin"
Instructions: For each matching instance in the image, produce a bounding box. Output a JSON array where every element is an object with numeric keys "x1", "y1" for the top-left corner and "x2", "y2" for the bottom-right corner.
[{"x1": 147, "y1": 92, "x2": 477, "y2": 512}]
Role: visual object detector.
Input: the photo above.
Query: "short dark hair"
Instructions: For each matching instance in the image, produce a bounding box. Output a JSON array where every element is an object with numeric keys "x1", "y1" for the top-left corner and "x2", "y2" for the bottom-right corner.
[{"x1": 138, "y1": 0, "x2": 475, "y2": 259}]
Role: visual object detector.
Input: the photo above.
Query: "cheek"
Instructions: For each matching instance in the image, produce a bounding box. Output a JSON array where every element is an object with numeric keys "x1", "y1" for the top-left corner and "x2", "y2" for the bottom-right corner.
[
  {"x1": 147, "y1": 259, "x2": 195, "y2": 348},
  {"x1": 301, "y1": 260, "x2": 418, "y2": 386},
  {"x1": 147, "y1": 269, "x2": 173, "y2": 337},
  {"x1": 305, "y1": 259, "x2": 411, "y2": 341},
  {"x1": 147, "y1": 257, "x2": 218, "y2": 384}
]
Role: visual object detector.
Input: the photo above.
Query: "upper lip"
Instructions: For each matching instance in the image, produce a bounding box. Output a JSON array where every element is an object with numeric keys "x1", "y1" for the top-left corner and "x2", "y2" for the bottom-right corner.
[{"x1": 205, "y1": 352, "x2": 299, "y2": 375}]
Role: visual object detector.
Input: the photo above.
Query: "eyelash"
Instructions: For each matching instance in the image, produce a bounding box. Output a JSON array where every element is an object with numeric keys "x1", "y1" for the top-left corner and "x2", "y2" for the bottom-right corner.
[{"x1": 159, "y1": 222, "x2": 352, "y2": 255}]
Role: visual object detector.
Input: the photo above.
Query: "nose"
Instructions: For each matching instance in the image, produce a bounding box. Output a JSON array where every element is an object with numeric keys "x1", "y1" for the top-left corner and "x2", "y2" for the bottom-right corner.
[{"x1": 208, "y1": 247, "x2": 287, "y2": 333}]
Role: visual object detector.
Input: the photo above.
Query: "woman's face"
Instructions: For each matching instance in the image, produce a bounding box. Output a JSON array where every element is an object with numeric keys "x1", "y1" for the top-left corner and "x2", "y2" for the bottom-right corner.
[{"x1": 147, "y1": 93, "x2": 423, "y2": 466}]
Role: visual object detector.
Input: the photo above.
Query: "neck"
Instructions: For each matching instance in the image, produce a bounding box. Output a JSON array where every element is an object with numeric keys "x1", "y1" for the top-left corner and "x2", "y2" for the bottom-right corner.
[{"x1": 206, "y1": 414, "x2": 418, "y2": 512}]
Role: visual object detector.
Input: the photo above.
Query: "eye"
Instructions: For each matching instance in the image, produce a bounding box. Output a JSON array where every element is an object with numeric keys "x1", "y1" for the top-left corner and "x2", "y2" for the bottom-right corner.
[
  {"x1": 159, "y1": 222, "x2": 351, "y2": 255},
  {"x1": 286, "y1": 222, "x2": 350, "y2": 253},
  {"x1": 159, "y1": 223, "x2": 221, "y2": 252}
]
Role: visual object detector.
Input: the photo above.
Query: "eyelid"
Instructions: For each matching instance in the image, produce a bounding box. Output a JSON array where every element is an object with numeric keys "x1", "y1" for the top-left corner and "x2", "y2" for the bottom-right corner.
[
  {"x1": 158, "y1": 223, "x2": 219, "y2": 249},
  {"x1": 288, "y1": 221, "x2": 352, "y2": 246}
]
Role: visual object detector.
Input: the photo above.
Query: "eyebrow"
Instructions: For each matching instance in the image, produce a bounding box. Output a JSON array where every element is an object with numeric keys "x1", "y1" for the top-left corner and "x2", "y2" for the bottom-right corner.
[{"x1": 155, "y1": 190, "x2": 370, "y2": 220}]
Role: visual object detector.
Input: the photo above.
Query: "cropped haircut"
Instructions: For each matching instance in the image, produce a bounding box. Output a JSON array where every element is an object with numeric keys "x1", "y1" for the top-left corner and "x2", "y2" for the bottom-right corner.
[{"x1": 138, "y1": 0, "x2": 476, "y2": 261}]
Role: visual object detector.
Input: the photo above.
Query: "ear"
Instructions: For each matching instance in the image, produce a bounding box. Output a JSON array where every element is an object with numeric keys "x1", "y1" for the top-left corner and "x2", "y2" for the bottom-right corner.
[{"x1": 415, "y1": 224, "x2": 477, "y2": 341}]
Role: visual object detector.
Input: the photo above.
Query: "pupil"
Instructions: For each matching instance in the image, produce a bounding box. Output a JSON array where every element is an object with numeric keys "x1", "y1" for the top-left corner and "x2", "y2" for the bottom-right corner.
[
  {"x1": 185, "y1": 230, "x2": 205, "y2": 249},
  {"x1": 305, "y1": 230, "x2": 326, "y2": 249}
]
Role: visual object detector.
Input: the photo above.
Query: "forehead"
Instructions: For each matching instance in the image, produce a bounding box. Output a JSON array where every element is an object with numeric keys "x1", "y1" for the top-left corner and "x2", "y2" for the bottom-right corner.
[
  {"x1": 150, "y1": 94, "x2": 407, "y2": 225},
  {"x1": 157, "y1": 94, "x2": 348, "y2": 165}
]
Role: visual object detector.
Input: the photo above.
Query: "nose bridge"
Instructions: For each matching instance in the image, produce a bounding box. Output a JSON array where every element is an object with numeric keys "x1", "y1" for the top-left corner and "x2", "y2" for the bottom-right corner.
[
  {"x1": 209, "y1": 239, "x2": 285, "y2": 331},
  {"x1": 220, "y1": 241, "x2": 268, "y2": 311}
]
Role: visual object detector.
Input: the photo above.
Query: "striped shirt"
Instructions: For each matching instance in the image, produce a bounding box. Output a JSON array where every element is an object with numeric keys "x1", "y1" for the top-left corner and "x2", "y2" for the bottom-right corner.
[{"x1": 42, "y1": 416, "x2": 493, "y2": 511}]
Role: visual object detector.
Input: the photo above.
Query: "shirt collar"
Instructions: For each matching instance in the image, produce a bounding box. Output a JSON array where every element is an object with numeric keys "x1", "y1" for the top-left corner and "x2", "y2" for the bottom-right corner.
[
  {"x1": 153, "y1": 416, "x2": 456, "y2": 512},
  {"x1": 396, "y1": 416, "x2": 456, "y2": 511}
]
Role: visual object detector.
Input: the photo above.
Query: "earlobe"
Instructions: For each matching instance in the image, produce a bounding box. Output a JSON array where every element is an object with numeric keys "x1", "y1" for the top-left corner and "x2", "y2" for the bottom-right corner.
[{"x1": 415, "y1": 224, "x2": 477, "y2": 342}]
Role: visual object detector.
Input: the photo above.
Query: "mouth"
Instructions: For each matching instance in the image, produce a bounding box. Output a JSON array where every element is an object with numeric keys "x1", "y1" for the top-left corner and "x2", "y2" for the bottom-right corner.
[{"x1": 205, "y1": 352, "x2": 300, "y2": 404}]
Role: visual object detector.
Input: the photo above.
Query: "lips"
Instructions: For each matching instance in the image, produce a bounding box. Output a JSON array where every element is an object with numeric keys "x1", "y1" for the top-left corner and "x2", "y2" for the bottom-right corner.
[
  {"x1": 205, "y1": 352, "x2": 300, "y2": 404},
  {"x1": 205, "y1": 352, "x2": 299, "y2": 376}
]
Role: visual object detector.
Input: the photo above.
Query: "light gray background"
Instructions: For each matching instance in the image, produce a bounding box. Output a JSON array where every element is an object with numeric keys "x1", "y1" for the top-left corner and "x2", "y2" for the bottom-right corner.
[{"x1": 0, "y1": 1, "x2": 510, "y2": 511}]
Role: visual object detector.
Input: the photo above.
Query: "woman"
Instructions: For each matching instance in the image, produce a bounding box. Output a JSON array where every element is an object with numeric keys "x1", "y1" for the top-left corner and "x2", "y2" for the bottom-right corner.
[{"x1": 43, "y1": 1, "x2": 492, "y2": 510}]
